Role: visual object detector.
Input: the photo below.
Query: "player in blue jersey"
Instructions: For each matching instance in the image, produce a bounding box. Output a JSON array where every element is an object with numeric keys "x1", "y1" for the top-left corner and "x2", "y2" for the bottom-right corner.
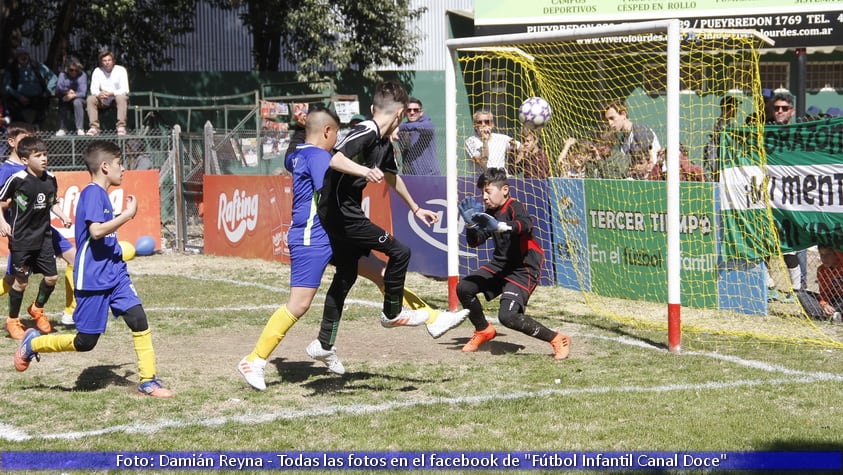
[
  {"x1": 14, "y1": 140, "x2": 173, "y2": 398},
  {"x1": 1, "y1": 122, "x2": 77, "y2": 338},
  {"x1": 0, "y1": 136, "x2": 72, "y2": 340},
  {"x1": 237, "y1": 106, "x2": 465, "y2": 390}
]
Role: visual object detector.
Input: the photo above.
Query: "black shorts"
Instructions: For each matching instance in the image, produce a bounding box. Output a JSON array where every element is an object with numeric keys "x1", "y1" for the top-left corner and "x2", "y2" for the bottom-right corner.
[
  {"x1": 464, "y1": 266, "x2": 537, "y2": 309},
  {"x1": 10, "y1": 239, "x2": 57, "y2": 278}
]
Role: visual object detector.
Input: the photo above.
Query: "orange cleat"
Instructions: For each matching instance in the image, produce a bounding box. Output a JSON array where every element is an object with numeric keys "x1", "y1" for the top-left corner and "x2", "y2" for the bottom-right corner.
[
  {"x1": 462, "y1": 323, "x2": 497, "y2": 352},
  {"x1": 6, "y1": 317, "x2": 25, "y2": 340},
  {"x1": 28, "y1": 303, "x2": 52, "y2": 333}
]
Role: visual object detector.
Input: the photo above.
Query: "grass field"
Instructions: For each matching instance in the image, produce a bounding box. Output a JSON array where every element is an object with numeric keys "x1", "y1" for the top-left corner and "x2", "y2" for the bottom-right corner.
[{"x1": 1, "y1": 253, "x2": 842, "y2": 474}]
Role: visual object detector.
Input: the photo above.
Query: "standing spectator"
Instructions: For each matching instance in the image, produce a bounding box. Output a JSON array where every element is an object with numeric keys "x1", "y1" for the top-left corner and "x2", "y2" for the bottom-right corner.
[
  {"x1": 767, "y1": 91, "x2": 807, "y2": 295},
  {"x1": 603, "y1": 100, "x2": 661, "y2": 179},
  {"x1": 56, "y1": 56, "x2": 88, "y2": 136},
  {"x1": 703, "y1": 96, "x2": 741, "y2": 181},
  {"x1": 397, "y1": 98, "x2": 440, "y2": 175},
  {"x1": 86, "y1": 50, "x2": 130, "y2": 136},
  {"x1": 796, "y1": 246, "x2": 843, "y2": 323},
  {"x1": 513, "y1": 127, "x2": 549, "y2": 178},
  {"x1": 464, "y1": 109, "x2": 516, "y2": 176},
  {"x1": 2, "y1": 47, "x2": 57, "y2": 129}
]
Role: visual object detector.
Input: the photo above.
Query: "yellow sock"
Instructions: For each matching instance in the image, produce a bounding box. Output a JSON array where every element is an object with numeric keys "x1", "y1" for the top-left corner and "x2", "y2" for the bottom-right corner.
[
  {"x1": 31, "y1": 333, "x2": 76, "y2": 353},
  {"x1": 248, "y1": 305, "x2": 298, "y2": 361},
  {"x1": 401, "y1": 287, "x2": 439, "y2": 324},
  {"x1": 64, "y1": 265, "x2": 76, "y2": 316},
  {"x1": 132, "y1": 329, "x2": 157, "y2": 382}
]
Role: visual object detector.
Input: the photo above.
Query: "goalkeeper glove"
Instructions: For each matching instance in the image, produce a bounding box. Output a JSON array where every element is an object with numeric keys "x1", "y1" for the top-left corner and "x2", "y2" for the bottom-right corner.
[
  {"x1": 458, "y1": 197, "x2": 484, "y2": 228},
  {"x1": 472, "y1": 212, "x2": 512, "y2": 233}
]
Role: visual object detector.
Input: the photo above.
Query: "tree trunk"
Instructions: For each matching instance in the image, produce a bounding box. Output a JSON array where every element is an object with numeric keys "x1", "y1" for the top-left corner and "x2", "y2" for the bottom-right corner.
[{"x1": 46, "y1": 0, "x2": 79, "y2": 71}]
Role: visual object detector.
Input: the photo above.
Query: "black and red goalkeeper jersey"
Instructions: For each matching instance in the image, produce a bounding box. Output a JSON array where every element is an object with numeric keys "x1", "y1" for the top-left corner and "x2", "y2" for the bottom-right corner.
[{"x1": 466, "y1": 197, "x2": 543, "y2": 278}]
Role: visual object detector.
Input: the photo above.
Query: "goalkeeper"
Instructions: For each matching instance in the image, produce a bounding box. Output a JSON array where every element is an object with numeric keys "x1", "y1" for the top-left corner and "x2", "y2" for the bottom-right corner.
[{"x1": 456, "y1": 167, "x2": 570, "y2": 359}]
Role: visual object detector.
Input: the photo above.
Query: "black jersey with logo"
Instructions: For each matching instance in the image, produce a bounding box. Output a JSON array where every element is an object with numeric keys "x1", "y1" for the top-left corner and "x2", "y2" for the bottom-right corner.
[
  {"x1": 0, "y1": 169, "x2": 57, "y2": 251},
  {"x1": 317, "y1": 120, "x2": 398, "y2": 231}
]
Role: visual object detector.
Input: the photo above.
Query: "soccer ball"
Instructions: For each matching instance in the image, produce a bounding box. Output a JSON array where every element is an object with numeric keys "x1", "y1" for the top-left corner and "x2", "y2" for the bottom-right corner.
[{"x1": 518, "y1": 97, "x2": 552, "y2": 129}]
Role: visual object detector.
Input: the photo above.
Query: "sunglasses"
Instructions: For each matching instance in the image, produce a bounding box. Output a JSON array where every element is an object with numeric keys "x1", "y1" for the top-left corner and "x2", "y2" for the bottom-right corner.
[
  {"x1": 774, "y1": 105, "x2": 792, "y2": 111},
  {"x1": 474, "y1": 120, "x2": 492, "y2": 125},
  {"x1": 406, "y1": 108, "x2": 421, "y2": 113}
]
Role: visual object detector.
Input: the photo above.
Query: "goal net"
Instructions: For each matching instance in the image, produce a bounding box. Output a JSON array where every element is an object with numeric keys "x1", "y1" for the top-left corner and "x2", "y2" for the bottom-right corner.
[{"x1": 444, "y1": 20, "x2": 843, "y2": 349}]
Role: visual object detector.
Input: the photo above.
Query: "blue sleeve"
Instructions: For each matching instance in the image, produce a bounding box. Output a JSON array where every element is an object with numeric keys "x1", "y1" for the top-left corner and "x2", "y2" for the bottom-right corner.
[{"x1": 78, "y1": 72, "x2": 88, "y2": 96}]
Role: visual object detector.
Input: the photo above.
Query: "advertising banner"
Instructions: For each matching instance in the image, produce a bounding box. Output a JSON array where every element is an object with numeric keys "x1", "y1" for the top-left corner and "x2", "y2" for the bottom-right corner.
[
  {"x1": 583, "y1": 179, "x2": 717, "y2": 308},
  {"x1": 0, "y1": 170, "x2": 161, "y2": 256},
  {"x1": 203, "y1": 175, "x2": 392, "y2": 263}
]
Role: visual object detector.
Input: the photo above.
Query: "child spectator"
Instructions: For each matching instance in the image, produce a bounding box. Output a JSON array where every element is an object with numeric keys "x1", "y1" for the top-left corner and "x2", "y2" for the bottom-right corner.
[
  {"x1": 513, "y1": 127, "x2": 549, "y2": 178},
  {"x1": 796, "y1": 246, "x2": 843, "y2": 322},
  {"x1": 14, "y1": 140, "x2": 174, "y2": 398},
  {"x1": 456, "y1": 167, "x2": 571, "y2": 359},
  {"x1": 0, "y1": 137, "x2": 72, "y2": 339}
]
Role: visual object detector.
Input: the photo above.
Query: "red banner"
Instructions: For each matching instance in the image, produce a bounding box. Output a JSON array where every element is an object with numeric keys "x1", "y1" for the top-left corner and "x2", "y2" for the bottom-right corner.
[
  {"x1": 0, "y1": 170, "x2": 162, "y2": 256},
  {"x1": 202, "y1": 175, "x2": 393, "y2": 261}
]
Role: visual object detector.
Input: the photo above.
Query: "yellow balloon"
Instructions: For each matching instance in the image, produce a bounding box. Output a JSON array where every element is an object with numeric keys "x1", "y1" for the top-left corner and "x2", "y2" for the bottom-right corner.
[{"x1": 120, "y1": 241, "x2": 136, "y2": 261}]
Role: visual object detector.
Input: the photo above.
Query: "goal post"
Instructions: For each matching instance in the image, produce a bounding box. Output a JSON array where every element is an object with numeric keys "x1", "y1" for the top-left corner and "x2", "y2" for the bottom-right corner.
[{"x1": 442, "y1": 20, "x2": 833, "y2": 350}]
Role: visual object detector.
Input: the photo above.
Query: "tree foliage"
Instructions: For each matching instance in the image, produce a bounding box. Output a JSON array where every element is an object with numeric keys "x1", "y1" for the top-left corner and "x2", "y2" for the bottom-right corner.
[
  {"x1": 1, "y1": 0, "x2": 200, "y2": 72},
  {"x1": 216, "y1": 0, "x2": 427, "y2": 83}
]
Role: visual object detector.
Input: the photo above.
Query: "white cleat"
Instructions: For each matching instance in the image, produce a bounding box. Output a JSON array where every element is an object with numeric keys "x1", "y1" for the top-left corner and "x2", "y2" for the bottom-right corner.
[
  {"x1": 306, "y1": 340, "x2": 345, "y2": 375},
  {"x1": 61, "y1": 312, "x2": 75, "y2": 326},
  {"x1": 380, "y1": 308, "x2": 429, "y2": 328},
  {"x1": 237, "y1": 356, "x2": 267, "y2": 391},
  {"x1": 426, "y1": 309, "x2": 469, "y2": 339}
]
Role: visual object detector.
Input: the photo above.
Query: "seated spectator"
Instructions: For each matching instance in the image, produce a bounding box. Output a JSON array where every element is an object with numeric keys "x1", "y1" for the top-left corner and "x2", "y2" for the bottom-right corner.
[
  {"x1": 86, "y1": 50, "x2": 130, "y2": 135},
  {"x1": 56, "y1": 56, "x2": 87, "y2": 136},
  {"x1": 796, "y1": 246, "x2": 843, "y2": 323},
  {"x1": 2, "y1": 47, "x2": 57, "y2": 128}
]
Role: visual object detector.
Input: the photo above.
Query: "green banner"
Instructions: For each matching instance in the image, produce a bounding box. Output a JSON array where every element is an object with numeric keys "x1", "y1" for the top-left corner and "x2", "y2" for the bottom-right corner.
[
  {"x1": 584, "y1": 179, "x2": 717, "y2": 308},
  {"x1": 721, "y1": 118, "x2": 843, "y2": 257}
]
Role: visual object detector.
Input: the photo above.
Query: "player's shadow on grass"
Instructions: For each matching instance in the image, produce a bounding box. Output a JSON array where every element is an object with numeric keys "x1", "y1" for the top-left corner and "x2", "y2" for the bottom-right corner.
[
  {"x1": 271, "y1": 360, "x2": 453, "y2": 395},
  {"x1": 25, "y1": 364, "x2": 135, "y2": 392}
]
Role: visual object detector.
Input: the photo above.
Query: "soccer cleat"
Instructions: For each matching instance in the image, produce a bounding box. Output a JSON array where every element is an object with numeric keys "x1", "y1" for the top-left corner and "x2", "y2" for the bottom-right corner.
[
  {"x1": 6, "y1": 317, "x2": 25, "y2": 340},
  {"x1": 14, "y1": 328, "x2": 40, "y2": 372},
  {"x1": 550, "y1": 332, "x2": 571, "y2": 360},
  {"x1": 61, "y1": 312, "x2": 75, "y2": 326},
  {"x1": 306, "y1": 339, "x2": 345, "y2": 375},
  {"x1": 238, "y1": 356, "x2": 267, "y2": 391},
  {"x1": 462, "y1": 323, "x2": 497, "y2": 352},
  {"x1": 426, "y1": 309, "x2": 469, "y2": 339},
  {"x1": 380, "y1": 308, "x2": 429, "y2": 328},
  {"x1": 28, "y1": 303, "x2": 52, "y2": 333},
  {"x1": 138, "y1": 377, "x2": 175, "y2": 398}
]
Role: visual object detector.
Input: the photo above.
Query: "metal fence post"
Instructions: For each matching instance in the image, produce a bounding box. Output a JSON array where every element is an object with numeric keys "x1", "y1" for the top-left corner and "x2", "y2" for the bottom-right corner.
[{"x1": 172, "y1": 125, "x2": 186, "y2": 252}]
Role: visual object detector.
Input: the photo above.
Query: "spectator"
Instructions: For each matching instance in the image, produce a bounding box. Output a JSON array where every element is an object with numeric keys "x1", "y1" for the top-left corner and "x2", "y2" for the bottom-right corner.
[
  {"x1": 703, "y1": 96, "x2": 741, "y2": 181},
  {"x1": 648, "y1": 144, "x2": 704, "y2": 182},
  {"x1": 396, "y1": 98, "x2": 440, "y2": 175},
  {"x1": 464, "y1": 109, "x2": 516, "y2": 176},
  {"x1": 86, "y1": 50, "x2": 130, "y2": 136},
  {"x1": 603, "y1": 100, "x2": 661, "y2": 179},
  {"x1": 766, "y1": 91, "x2": 807, "y2": 295},
  {"x1": 56, "y1": 56, "x2": 88, "y2": 136},
  {"x1": 284, "y1": 102, "x2": 308, "y2": 160},
  {"x1": 2, "y1": 47, "x2": 57, "y2": 128},
  {"x1": 512, "y1": 127, "x2": 549, "y2": 178},
  {"x1": 127, "y1": 140, "x2": 153, "y2": 170},
  {"x1": 796, "y1": 246, "x2": 843, "y2": 323}
]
